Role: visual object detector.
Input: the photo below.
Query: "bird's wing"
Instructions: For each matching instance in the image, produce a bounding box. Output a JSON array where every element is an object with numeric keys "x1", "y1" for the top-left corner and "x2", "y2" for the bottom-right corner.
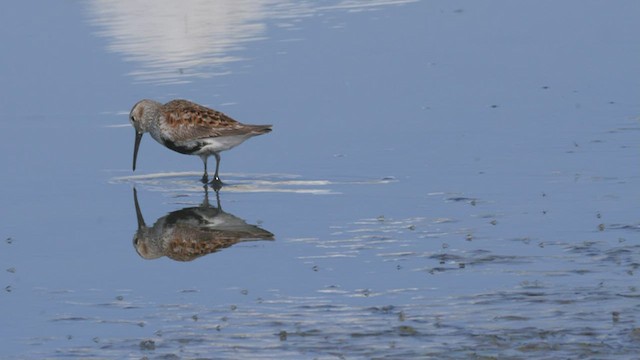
[{"x1": 160, "y1": 99, "x2": 247, "y2": 142}]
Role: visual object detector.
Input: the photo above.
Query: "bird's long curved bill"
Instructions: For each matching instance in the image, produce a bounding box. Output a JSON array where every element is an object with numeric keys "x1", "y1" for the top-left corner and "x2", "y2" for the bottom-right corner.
[
  {"x1": 133, "y1": 132, "x2": 143, "y2": 171},
  {"x1": 133, "y1": 187, "x2": 146, "y2": 229}
]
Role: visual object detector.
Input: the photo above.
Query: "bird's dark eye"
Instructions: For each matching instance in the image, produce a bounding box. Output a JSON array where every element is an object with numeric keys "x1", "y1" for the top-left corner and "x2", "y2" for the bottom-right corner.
[{"x1": 130, "y1": 116, "x2": 135, "y2": 122}]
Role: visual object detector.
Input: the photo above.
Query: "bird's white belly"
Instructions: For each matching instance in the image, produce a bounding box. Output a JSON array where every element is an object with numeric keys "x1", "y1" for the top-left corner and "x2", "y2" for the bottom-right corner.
[{"x1": 194, "y1": 135, "x2": 250, "y2": 155}]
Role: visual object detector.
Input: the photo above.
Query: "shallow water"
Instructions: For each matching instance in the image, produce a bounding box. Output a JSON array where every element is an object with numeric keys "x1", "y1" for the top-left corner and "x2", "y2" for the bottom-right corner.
[{"x1": 1, "y1": 1, "x2": 639, "y2": 359}]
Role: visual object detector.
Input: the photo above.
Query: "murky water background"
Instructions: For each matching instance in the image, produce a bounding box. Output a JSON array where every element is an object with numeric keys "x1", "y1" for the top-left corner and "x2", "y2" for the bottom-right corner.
[{"x1": 1, "y1": 1, "x2": 639, "y2": 358}]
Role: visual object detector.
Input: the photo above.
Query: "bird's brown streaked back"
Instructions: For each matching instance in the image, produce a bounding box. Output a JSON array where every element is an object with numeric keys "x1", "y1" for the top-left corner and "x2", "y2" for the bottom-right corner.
[
  {"x1": 163, "y1": 99, "x2": 240, "y2": 128},
  {"x1": 161, "y1": 99, "x2": 272, "y2": 142}
]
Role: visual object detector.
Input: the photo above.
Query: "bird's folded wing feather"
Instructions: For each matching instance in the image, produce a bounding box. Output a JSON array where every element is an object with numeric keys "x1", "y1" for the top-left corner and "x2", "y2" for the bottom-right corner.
[
  {"x1": 160, "y1": 99, "x2": 272, "y2": 142},
  {"x1": 161, "y1": 100, "x2": 246, "y2": 141}
]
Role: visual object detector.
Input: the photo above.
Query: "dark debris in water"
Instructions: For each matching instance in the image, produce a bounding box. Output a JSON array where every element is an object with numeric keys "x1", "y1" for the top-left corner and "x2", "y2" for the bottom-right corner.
[
  {"x1": 396, "y1": 325, "x2": 419, "y2": 336},
  {"x1": 51, "y1": 316, "x2": 90, "y2": 322},
  {"x1": 494, "y1": 315, "x2": 530, "y2": 321},
  {"x1": 607, "y1": 223, "x2": 640, "y2": 232},
  {"x1": 425, "y1": 251, "x2": 530, "y2": 274},
  {"x1": 139, "y1": 339, "x2": 156, "y2": 351},
  {"x1": 446, "y1": 196, "x2": 478, "y2": 205},
  {"x1": 368, "y1": 305, "x2": 396, "y2": 314}
]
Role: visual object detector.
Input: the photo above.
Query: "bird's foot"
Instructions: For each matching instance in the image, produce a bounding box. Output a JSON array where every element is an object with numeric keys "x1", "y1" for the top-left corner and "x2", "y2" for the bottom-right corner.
[
  {"x1": 201, "y1": 174, "x2": 209, "y2": 184},
  {"x1": 209, "y1": 177, "x2": 223, "y2": 191}
]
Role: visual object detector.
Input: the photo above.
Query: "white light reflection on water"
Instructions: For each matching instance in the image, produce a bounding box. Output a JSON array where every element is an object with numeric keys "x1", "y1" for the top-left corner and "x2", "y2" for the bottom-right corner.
[
  {"x1": 86, "y1": 0, "x2": 418, "y2": 84},
  {"x1": 110, "y1": 171, "x2": 396, "y2": 195}
]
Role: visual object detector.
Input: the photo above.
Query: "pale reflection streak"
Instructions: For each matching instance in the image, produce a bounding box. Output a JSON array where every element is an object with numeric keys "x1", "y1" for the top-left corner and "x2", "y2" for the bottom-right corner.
[
  {"x1": 87, "y1": 0, "x2": 270, "y2": 84},
  {"x1": 86, "y1": 0, "x2": 418, "y2": 84},
  {"x1": 110, "y1": 171, "x2": 395, "y2": 194}
]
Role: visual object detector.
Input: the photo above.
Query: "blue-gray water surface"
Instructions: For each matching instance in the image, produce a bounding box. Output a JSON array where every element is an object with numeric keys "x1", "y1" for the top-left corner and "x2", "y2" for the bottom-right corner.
[{"x1": 1, "y1": 1, "x2": 639, "y2": 359}]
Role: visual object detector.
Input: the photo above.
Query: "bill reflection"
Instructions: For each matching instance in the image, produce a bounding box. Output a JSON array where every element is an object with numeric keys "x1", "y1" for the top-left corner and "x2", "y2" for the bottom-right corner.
[{"x1": 132, "y1": 188, "x2": 274, "y2": 261}]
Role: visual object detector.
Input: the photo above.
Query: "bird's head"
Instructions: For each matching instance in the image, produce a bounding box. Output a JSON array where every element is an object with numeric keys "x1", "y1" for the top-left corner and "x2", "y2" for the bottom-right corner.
[{"x1": 129, "y1": 99, "x2": 161, "y2": 171}]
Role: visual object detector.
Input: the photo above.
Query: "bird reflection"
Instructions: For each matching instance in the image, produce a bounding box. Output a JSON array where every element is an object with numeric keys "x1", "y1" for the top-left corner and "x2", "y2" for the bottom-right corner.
[{"x1": 133, "y1": 187, "x2": 274, "y2": 261}]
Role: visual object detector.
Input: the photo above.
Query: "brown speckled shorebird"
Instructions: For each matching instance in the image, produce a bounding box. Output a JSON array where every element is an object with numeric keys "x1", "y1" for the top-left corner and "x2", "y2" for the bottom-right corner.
[
  {"x1": 129, "y1": 99, "x2": 272, "y2": 188},
  {"x1": 133, "y1": 188, "x2": 274, "y2": 262}
]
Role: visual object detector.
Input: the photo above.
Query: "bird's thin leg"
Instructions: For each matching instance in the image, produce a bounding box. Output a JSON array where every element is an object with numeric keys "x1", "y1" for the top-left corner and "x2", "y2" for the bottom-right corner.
[
  {"x1": 213, "y1": 153, "x2": 221, "y2": 182},
  {"x1": 200, "y1": 155, "x2": 209, "y2": 184},
  {"x1": 210, "y1": 153, "x2": 223, "y2": 190}
]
